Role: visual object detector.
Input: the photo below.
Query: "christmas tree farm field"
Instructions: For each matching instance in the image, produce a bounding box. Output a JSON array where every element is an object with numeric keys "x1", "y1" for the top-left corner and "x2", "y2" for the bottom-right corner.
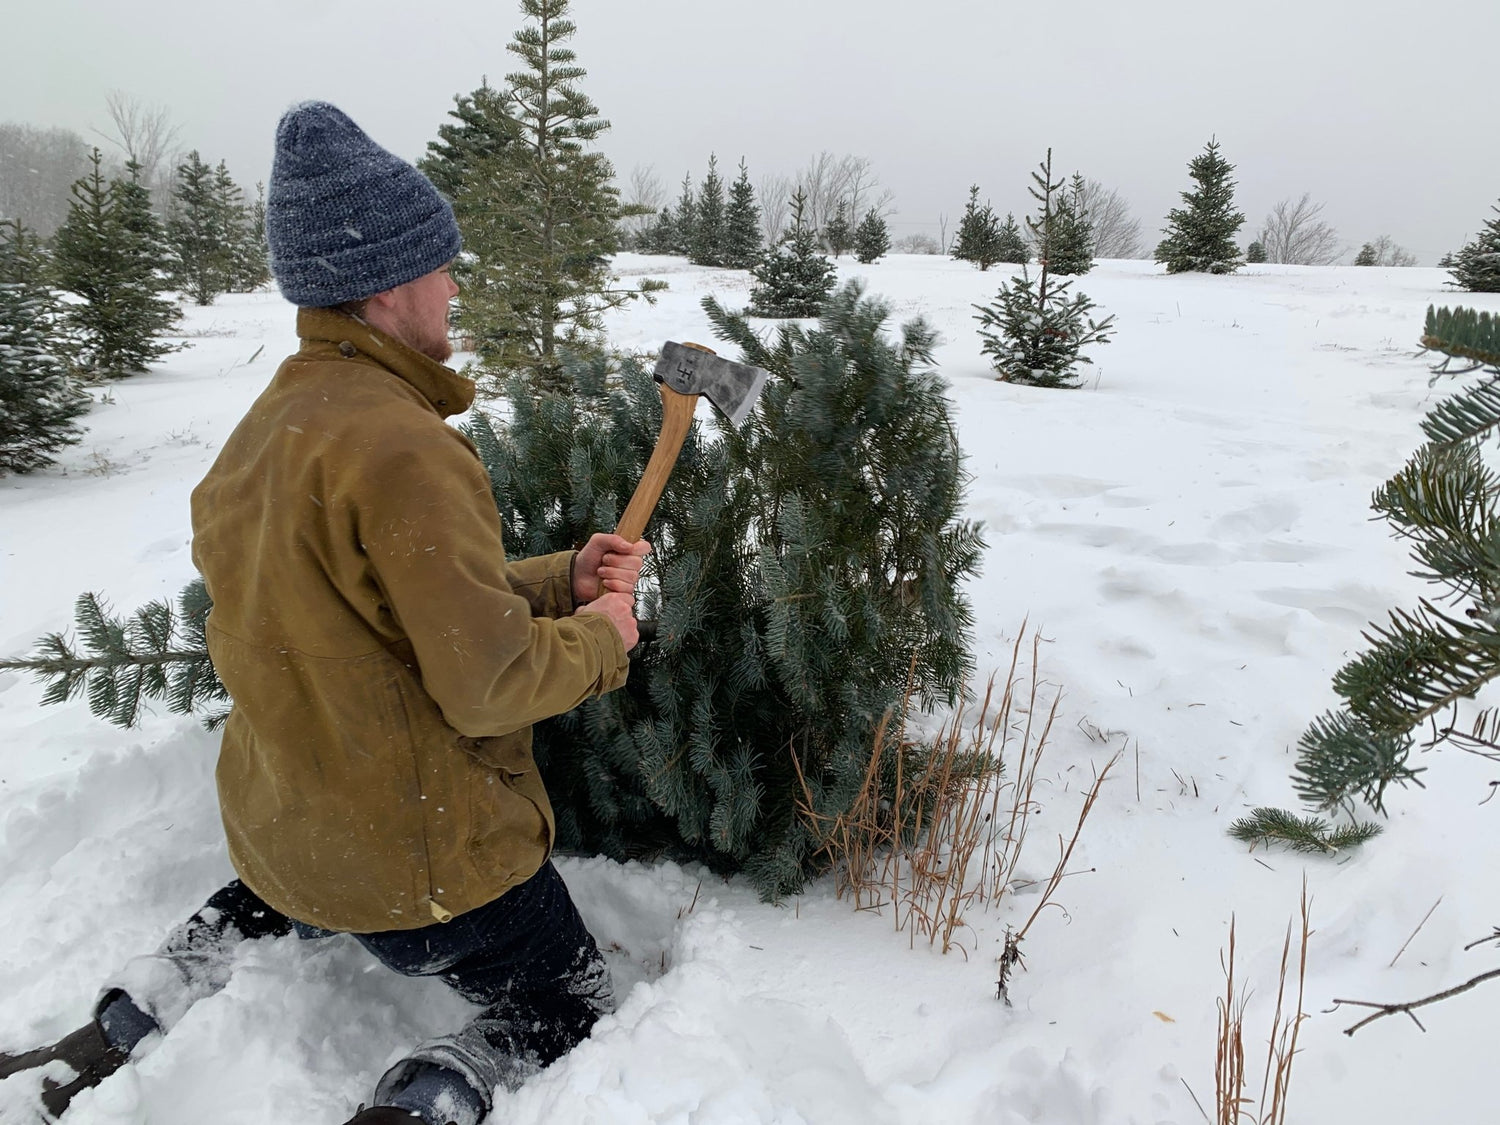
[{"x1": 2, "y1": 260, "x2": 1499, "y2": 1123}]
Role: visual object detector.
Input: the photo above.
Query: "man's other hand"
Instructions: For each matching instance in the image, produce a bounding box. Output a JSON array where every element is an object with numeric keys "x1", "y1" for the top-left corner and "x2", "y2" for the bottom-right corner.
[
  {"x1": 576, "y1": 591, "x2": 639, "y2": 650},
  {"x1": 574, "y1": 534, "x2": 651, "y2": 604}
]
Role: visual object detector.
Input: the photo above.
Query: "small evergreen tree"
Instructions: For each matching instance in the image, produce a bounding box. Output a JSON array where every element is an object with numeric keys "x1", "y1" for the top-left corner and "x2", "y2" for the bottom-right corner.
[
  {"x1": 0, "y1": 219, "x2": 88, "y2": 474},
  {"x1": 748, "y1": 189, "x2": 836, "y2": 319},
  {"x1": 995, "y1": 213, "x2": 1028, "y2": 264},
  {"x1": 1450, "y1": 200, "x2": 1500, "y2": 292},
  {"x1": 671, "y1": 172, "x2": 697, "y2": 257},
  {"x1": 974, "y1": 150, "x2": 1115, "y2": 389},
  {"x1": 822, "y1": 200, "x2": 853, "y2": 258},
  {"x1": 853, "y1": 209, "x2": 889, "y2": 264},
  {"x1": 1038, "y1": 172, "x2": 1094, "y2": 276},
  {"x1": 635, "y1": 206, "x2": 677, "y2": 255},
  {"x1": 1353, "y1": 242, "x2": 1378, "y2": 266},
  {"x1": 231, "y1": 181, "x2": 271, "y2": 291},
  {"x1": 721, "y1": 158, "x2": 762, "y2": 269},
  {"x1": 1154, "y1": 138, "x2": 1246, "y2": 274},
  {"x1": 689, "y1": 154, "x2": 725, "y2": 267},
  {"x1": 952, "y1": 185, "x2": 1002, "y2": 270},
  {"x1": 52, "y1": 150, "x2": 178, "y2": 378},
  {"x1": 167, "y1": 151, "x2": 232, "y2": 305},
  {"x1": 1246, "y1": 239, "x2": 1267, "y2": 263},
  {"x1": 1231, "y1": 307, "x2": 1500, "y2": 852}
]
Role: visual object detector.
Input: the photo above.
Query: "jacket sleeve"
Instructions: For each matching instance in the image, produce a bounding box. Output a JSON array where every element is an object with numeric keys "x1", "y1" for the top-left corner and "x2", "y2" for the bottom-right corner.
[
  {"x1": 354, "y1": 424, "x2": 628, "y2": 738},
  {"x1": 504, "y1": 551, "x2": 578, "y2": 619}
]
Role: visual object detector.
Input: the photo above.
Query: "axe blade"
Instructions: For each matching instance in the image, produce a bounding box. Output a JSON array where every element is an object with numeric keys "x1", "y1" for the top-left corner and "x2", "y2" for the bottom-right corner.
[{"x1": 654, "y1": 341, "x2": 769, "y2": 428}]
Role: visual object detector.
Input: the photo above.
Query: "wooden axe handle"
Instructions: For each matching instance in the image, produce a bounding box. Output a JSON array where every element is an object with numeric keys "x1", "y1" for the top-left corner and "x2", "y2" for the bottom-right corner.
[{"x1": 613, "y1": 343, "x2": 714, "y2": 543}]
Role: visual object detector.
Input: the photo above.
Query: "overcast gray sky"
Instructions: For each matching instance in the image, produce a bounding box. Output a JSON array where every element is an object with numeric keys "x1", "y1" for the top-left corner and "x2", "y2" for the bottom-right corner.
[{"x1": 5, "y1": 0, "x2": 1496, "y2": 262}]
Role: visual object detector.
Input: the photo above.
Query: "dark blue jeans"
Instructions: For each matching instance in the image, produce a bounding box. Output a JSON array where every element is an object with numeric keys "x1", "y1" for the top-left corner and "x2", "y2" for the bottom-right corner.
[{"x1": 128, "y1": 862, "x2": 610, "y2": 1114}]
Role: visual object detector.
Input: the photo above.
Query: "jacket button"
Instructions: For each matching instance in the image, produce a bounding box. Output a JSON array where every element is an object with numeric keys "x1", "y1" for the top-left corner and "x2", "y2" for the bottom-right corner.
[
  {"x1": 338, "y1": 341, "x2": 357, "y2": 357},
  {"x1": 436, "y1": 400, "x2": 447, "y2": 408}
]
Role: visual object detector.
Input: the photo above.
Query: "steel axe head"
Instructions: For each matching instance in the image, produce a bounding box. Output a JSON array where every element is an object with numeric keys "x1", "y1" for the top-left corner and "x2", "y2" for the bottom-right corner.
[{"x1": 654, "y1": 341, "x2": 769, "y2": 428}]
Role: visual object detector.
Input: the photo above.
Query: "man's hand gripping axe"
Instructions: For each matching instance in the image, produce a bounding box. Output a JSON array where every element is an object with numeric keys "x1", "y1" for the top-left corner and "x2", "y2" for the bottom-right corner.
[{"x1": 613, "y1": 341, "x2": 769, "y2": 543}]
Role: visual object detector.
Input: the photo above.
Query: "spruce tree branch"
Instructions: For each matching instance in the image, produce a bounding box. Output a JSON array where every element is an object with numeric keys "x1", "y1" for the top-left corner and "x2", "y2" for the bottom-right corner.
[{"x1": 1335, "y1": 967, "x2": 1500, "y2": 1035}]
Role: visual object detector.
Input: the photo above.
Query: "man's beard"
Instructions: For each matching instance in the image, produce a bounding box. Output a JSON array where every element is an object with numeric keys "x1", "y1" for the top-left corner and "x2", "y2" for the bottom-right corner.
[{"x1": 396, "y1": 315, "x2": 453, "y2": 364}]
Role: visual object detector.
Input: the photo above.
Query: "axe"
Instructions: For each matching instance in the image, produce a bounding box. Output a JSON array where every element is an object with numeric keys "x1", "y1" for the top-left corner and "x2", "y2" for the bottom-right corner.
[{"x1": 613, "y1": 341, "x2": 769, "y2": 544}]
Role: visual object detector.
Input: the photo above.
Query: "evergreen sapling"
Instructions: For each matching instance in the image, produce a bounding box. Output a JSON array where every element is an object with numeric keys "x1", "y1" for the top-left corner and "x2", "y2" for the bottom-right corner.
[
  {"x1": 995, "y1": 213, "x2": 1028, "y2": 265},
  {"x1": 748, "y1": 189, "x2": 836, "y2": 319},
  {"x1": 822, "y1": 201, "x2": 853, "y2": 258},
  {"x1": 974, "y1": 150, "x2": 1115, "y2": 388},
  {"x1": 853, "y1": 209, "x2": 889, "y2": 264},
  {"x1": 721, "y1": 159, "x2": 762, "y2": 269},
  {"x1": 689, "y1": 154, "x2": 725, "y2": 267},
  {"x1": 952, "y1": 185, "x2": 1002, "y2": 270}
]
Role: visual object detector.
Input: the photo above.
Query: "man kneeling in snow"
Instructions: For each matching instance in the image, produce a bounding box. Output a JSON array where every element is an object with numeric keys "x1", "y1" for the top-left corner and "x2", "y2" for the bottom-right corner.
[{"x1": 0, "y1": 101, "x2": 649, "y2": 1125}]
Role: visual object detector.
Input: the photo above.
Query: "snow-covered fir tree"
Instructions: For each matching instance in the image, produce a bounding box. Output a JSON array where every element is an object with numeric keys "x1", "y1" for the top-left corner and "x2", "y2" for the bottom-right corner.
[
  {"x1": 822, "y1": 201, "x2": 853, "y2": 258},
  {"x1": 721, "y1": 159, "x2": 762, "y2": 269},
  {"x1": 0, "y1": 219, "x2": 88, "y2": 474},
  {"x1": 952, "y1": 185, "x2": 1002, "y2": 270},
  {"x1": 995, "y1": 212, "x2": 1028, "y2": 264},
  {"x1": 1154, "y1": 139, "x2": 1245, "y2": 274},
  {"x1": 689, "y1": 154, "x2": 725, "y2": 267},
  {"x1": 974, "y1": 150, "x2": 1115, "y2": 388},
  {"x1": 853, "y1": 209, "x2": 889, "y2": 264},
  {"x1": 51, "y1": 151, "x2": 178, "y2": 378},
  {"x1": 1246, "y1": 239, "x2": 1267, "y2": 263},
  {"x1": 1450, "y1": 200, "x2": 1500, "y2": 292},
  {"x1": 748, "y1": 189, "x2": 836, "y2": 318}
]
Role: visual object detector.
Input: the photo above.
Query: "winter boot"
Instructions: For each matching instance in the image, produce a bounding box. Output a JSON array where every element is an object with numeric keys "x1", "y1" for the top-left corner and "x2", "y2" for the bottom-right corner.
[
  {"x1": 342, "y1": 1108, "x2": 428, "y2": 1124},
  {"x1": 0, "y1": 1020, "x2": 130, "y2": 1118}
]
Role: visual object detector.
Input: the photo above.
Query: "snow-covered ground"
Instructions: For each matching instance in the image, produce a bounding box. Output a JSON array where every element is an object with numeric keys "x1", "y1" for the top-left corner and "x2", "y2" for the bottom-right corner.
[{"x1": 3, "y1": 255, "x2": 1499, "y2": 1124}]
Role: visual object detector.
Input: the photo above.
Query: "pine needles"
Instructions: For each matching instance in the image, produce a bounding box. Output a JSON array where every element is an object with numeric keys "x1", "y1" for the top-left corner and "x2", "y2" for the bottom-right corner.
[
  {"x1": 1227, "y1": 807, "x2": 1381, "y2": 854},
  {"x1": 0, "y1": 580, "x2": 226, "y2": 728}
]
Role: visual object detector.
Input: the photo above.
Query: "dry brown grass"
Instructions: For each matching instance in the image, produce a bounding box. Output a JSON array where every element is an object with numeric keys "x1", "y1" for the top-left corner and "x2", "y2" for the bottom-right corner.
[
  {"x1": 1210, "y1": 881, "x2": 1311, "y2": 1125},
  {"x1": 796, "y1": 623, "x2": 1116, "y2": 970}
]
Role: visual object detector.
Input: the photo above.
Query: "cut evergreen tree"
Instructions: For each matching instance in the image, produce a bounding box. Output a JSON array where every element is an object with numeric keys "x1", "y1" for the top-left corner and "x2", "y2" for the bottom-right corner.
[
  {"x1": 995, "y1": 213, "x2": 1028, "y2": 265},
  {"x1": 974, "y1": 150, "x2": 1115, "y2": 389},
  {"x1": 852, "y1": 209, "x2": 889, "y2": 264},
  {"x1": 952, "y1": 185, "x2": 1002, "y2": 270},
  {"x1": 748, "y1": 189, "x2": 836, "y2": 319},
  {"x1": 1450, "y1": 200, "x2": 1500, "y2": 292},
  {"x1": 1154, "y1": 138, "x2": 1246, "y2": 274},
  {"x1": 721, "y1": 159, "x2": 762, "y2": 269},
  {"x1": 4, "y1": 284, "x2": 985, "y2": 900},
  {"x1": 166, "y1": 151, "x2": 233, "y2": 305},
  {"x1": 1246, "y1": 239, "x2": 1267, "y2": 263},
  {"x1": 1035, "y1": 171, "x2": 1094, "y2": 276},
  {"x1": 1234, "y1": 306, "x2": 1500, "y2": 850},
  {"x1": 0, "y1": 218, "x2": 88, "y2": 474},
  {"x1": 51, "y1": 150, "x2": 178, "y2": 378},
  {"x1": 420, "y1": 2, "x2": 663, "y2": 392},
  {"x1": 689, "y1": 154, "x2": 726, "y2": 267},
  {"x1": 822, "y1": 201, "x2": 853, "y2": 258}
]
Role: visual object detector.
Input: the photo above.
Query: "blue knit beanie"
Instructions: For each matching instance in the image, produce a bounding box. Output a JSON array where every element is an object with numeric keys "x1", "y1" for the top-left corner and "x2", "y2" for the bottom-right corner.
[{"x1": 266, "y1": 101, "x2": 461, "y2": 308}]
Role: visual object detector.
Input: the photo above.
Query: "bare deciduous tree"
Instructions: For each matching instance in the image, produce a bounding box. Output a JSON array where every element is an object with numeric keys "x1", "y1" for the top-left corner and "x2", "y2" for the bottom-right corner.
[
  {"x1": 0, "y1": 122, "x2": 92, "y2": 236},
  {"x1": 1368, "y1": 234, "x2": 1418, "y2": 267},
  {"x1": 891, "y1": 232, "x2": 940, "y2": 255},
  {"x1": 1258, "y1": 193, "x2": 1343, "y2": 265},
  {"x1": 1074, "y1": 179, "x2": 1144, "y2": 259},
  {"x1": 758, "y1": 172, "x2": 792, "y2": 243},
  {"x1": 97, "y1": 91, "x2": 179, "y2": 185},
  {"x1": 620, "y1": 163, "x2": 666, "y2": 238},
  {"x1": 793, "y1": 152, "x2": 894, "y2": 234}
]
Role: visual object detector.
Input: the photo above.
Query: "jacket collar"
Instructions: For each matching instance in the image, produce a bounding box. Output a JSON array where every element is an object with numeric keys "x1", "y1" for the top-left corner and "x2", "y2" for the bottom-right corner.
[{"x1": 294, "y1": 307, "x2": 476, "y2": 419}]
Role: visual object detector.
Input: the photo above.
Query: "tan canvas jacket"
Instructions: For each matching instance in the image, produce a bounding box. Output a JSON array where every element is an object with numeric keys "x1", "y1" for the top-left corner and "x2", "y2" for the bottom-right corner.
[{"x1": 190, "y1": 308, "x2": 628, "y2": 933}]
